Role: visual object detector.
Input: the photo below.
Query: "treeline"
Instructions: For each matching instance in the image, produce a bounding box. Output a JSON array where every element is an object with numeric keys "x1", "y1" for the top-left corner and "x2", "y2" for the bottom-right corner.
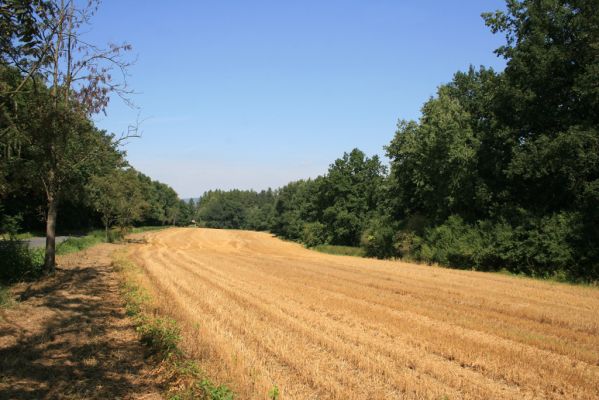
[
  {"x1": 0, "y1": 0, "x2": 186, "y2": 275},
  {"x1": 193, "y1": 1, "x2": 599, "y2": 281}
]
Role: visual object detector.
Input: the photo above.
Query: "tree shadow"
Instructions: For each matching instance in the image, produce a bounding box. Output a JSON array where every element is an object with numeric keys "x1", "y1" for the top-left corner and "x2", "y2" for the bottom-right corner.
[{"x1": 0, "y1": 260, "x2": 162, "y2": 399}]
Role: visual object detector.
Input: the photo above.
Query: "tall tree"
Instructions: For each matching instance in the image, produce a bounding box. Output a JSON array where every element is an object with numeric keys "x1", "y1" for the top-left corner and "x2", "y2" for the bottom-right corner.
[{"x1": 3, "y1": 0, "x2": 135, "y2": 272}]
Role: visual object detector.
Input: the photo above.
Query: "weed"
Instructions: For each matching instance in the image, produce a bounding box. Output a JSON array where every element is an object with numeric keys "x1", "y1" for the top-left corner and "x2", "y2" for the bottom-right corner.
[
  {"x1": 0, "y1": 240, "x2": 44, "y2": 283},
  {"x1": 197, "y1": 379, "x2": 234, "y2": 400},
  {"x1": 268, "y1": 385, "x2": 280, "y2": 400},
  {"x1": 138, "y1": 316, "x2": 182, "y2": 359},
  {"x1": 0, "y1": 284, "x2": 14, "y2": 308}
]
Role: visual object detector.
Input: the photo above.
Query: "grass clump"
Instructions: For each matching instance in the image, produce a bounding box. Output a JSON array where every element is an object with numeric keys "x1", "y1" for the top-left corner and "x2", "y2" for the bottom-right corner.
[
  {"x1": 0, "y1": 240, "x2": 44, "y2": 283},
  {"x1": 311, "y1": 244, "x2": 365, "y2": 257},
  {"x1": 115, "y1": 255, "x2": 234, "y2": 399},
  {"x1": 57, "y1": 226, "x2": 169, "y2": 255},
  {"x1": 138, "y1": 316, "x2": 182, "y2": 359},
  {"x1": 57, "y1": 230, "x2": 107, "y2": 255},
  {"x1": 0, "y1": 284, "x2": 15, "y2": 308}
]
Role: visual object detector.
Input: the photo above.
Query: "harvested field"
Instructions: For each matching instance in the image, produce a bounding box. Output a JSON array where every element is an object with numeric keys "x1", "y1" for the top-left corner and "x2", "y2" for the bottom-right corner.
[{"x1": 128, "y1": 228, "x2": 599, "y2": 400}]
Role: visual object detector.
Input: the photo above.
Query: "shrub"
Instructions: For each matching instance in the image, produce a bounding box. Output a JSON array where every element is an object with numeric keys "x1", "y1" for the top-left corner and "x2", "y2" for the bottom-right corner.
[
  {"x1": 360, "y1": 217, "x2": 396, "y2": 258},
  {"x1": 394, "y1": 231, "x2": 423, "y2": 260},
  {"x1": 397, "y1": 213, "x2": 587, "y2": 280},
  {"x1": 419, "y1": 215, "x2": 484, "y2": 269},
  {"x1": 492, "y1": 212, "x2": 579, "y2": 278},
  {"x1": 0, "y1": 240, "x2": 44, "y2": 283},
  {"x1": 301, "y1": 222, "x2": 327, "y2": 247}
]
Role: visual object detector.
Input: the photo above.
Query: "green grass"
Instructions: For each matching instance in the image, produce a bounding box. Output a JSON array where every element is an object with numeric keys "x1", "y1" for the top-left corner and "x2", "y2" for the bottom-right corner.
[
  {"x1": 115, "y1": 255, "x2": 234, "y2": 400},
  {"x1": 56, "y1": 226, "x2": 171, "y2": 255},
  {"x1": 311, "y1": 244, "x2": 366, "y2": 257},
  {"x1": 129, "y1": 226, "x2": 170, "y2": 234},
  {"x1": 0, "y1": 284, "x2": 14, "y2": 308},
  {"x1": 0, "y1": 231, "x2": 41, "y2": 240},
  {"x1": 56, "y1": 230, "x2": 106, "y2": 255}
]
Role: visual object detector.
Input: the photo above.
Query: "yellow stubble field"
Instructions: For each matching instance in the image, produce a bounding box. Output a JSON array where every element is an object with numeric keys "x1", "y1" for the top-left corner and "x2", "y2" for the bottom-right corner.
[{"x1": 127, "y1": 228, "x2": 599, "y2": 400}]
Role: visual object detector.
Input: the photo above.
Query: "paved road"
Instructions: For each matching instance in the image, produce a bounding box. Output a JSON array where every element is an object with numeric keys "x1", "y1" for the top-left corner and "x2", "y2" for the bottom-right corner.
[{"x1": 25, "y1": 236, "x2": 70, "y2": 248}]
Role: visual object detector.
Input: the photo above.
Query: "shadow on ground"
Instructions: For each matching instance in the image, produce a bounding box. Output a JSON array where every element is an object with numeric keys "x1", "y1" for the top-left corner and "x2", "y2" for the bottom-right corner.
[{"x1": 0, "y1": 244, "x2": 162, "y2": 400}]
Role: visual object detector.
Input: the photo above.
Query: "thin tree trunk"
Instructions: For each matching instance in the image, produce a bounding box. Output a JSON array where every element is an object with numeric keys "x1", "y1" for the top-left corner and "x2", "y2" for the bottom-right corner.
[{"x1": 44, "y1": 194, "x2": 58, "y2": 274}]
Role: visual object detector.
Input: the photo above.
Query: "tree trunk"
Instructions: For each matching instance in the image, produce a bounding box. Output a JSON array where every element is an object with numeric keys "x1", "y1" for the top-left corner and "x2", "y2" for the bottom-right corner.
[{"x1": 44, "y1": 193, "x2": 58, "y2": 274}]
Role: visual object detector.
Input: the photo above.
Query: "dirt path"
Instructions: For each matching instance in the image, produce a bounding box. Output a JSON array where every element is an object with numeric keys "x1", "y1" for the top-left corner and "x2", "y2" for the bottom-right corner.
[{"x1": 0, "y1": 243, "x2": 162, "y2": 400}]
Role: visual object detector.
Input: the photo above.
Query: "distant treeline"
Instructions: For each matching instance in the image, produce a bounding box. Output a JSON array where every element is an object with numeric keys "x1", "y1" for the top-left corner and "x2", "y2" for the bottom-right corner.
[{"x1": 191, "y1": 1, "x2": 599, "y2": 281}]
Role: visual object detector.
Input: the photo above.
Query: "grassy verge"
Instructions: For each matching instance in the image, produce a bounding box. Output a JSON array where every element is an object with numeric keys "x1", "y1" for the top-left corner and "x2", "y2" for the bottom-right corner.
[
  {"x1": 311, "y1": 244, "x2": 366, "y2": 257},
  {"x1": 129, "y1": 226, "x2": 170, "y2": 234},
  {"x1": 0, "y1": 284, "x2": 14, "y2": 309},
  {"x1": 113, "y1": 253, "x2": 235, "y2": 400},
  {"x1": 57, "y1": 226, "x2": 170, "y2": 255},
  {"x1": 56, "y1": 230, "x2": 106, "y2": 255}
]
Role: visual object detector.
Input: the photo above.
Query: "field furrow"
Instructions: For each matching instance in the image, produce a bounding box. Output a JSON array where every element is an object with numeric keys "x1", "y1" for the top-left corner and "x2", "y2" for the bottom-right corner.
[{"x1": 128, "y1": 228, "x2": 599, "y2": 400}]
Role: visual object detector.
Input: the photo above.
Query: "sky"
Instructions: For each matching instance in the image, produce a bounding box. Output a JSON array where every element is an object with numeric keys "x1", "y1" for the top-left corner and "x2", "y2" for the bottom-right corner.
[{"x1": 88, "y1": 1, "x2": 508, "y2": 198}]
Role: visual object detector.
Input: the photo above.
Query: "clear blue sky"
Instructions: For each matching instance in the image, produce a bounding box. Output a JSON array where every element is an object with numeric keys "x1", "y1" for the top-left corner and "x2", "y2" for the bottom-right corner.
[{"x1": 90, "y1": 1, "x2": 507, "y2": 198}]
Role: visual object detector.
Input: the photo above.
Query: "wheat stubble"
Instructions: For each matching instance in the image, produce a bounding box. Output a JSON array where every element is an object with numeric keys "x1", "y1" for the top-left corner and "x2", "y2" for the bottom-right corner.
[{"x1": 128, "y1": 228, "x2": 599, "y2": 400}]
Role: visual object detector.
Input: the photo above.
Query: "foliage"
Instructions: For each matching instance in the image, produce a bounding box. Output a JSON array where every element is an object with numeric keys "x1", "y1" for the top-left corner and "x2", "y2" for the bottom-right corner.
[
  {"x1": 311, "y1": 244, "x2": 365, "y2": 257},
  {"x1": 55, "y1": 230, "x2": 107, "y2": 254},
  {"x1": 196, "y1": 189, "x2": 275, "y2": 230},
  {"x1": 196, "y1": 380, "x2": 235, "y2": 400},
  {"x1": 301, "y1": 222, "x2": 327, "y2": 247},
  {"x1": 87, "y1": 169, "x2": 147, "y2": 238},
  {"x1": 360, "y1": 217, "x2": 396, "y2": 259},
  {"x1": 0, "y1": 239, "x2": 43, "y2": 282},
  {"x1": 138, "y1": 316, "x2": 182, "y2": 360},
  {"x1": 0, "y1": 283, "x2": 13, "y2": 308}
]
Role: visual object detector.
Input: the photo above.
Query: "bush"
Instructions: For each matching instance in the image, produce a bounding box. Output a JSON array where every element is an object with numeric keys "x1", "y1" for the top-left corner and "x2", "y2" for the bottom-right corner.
[
  {"x1": 492, "y1": 212, "x2": 579, "y2": 278},
  {"x1": 394, "y1": 231, "x2": 422, "y2": 260},
  {"x1": 0, "y1": 240, "x2": 44, "y2": 283},
  {"x1": 360, "y1": 217, "x2": 396, "y2": 258},
  {"x1": 417, "y1": 215, "x2": 486, "y2": 269},
  {"x1": 301, "y1": 222, "x2": 327, "y2": 247},
  {"x1": 394, "y1": 213, "x2": 589, "y2": 280}
]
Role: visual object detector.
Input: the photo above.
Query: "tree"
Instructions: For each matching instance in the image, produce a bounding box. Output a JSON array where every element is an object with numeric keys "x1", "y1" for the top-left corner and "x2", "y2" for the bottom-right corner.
[
  {"x1": 317, "y1": 149, "x2": 386, "y2": 245},
  {"x1": 87, "y1": 168, "x2": 146, "y2": 240},
  {"x1": 386, "y1": 89, "x2": 480, "y2": 223},
  {"x1": 1, "y1": 0, "x2": 134, "y2": 272}
]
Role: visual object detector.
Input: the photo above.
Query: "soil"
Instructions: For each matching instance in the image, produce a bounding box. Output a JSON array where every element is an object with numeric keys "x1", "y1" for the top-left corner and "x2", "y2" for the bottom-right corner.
[{"x1": 0, "y1": 243, "x2": 163, "y2": 400}]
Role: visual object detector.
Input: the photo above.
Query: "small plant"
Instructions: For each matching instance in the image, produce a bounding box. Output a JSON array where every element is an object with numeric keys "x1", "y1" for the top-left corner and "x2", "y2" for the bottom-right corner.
[
  {"x1": 137, "y1": 316, "x2": 181, "y2": 359},
  {"x1": 197, "y1": 379, "x2": 234, "y2": 400},
  {"x1": 0, "y1": 240, "x2": 44, "y2": 282},
  {"x1": 268, "y1": 384, "x2": 280, "y2": 400},
  {"x1": 0, "y1": 284, "x2": 14, "y2": 308}
]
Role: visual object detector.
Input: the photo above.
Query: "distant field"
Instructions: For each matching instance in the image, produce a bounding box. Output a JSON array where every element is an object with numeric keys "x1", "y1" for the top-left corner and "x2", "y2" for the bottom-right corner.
[{"x1": 128, "y1": 228, "x2": 599, "y2": 400}]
